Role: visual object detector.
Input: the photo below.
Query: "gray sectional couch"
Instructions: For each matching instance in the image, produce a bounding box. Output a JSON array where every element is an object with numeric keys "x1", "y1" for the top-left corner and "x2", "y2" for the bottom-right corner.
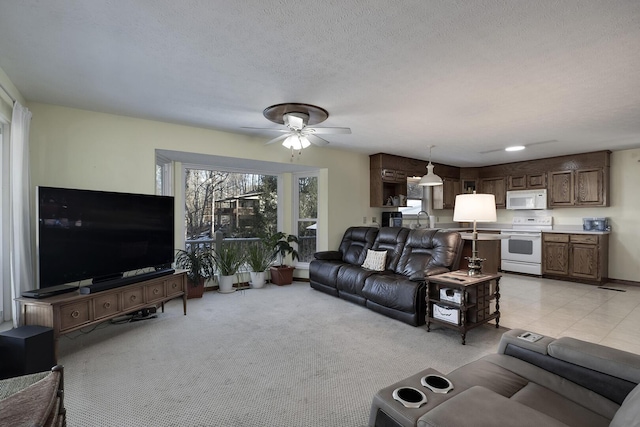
[
  {"x1": 309, "y1": 226, "x2": 463, "y2": 326},
  {"x1": 369, "y1": 329, "x2": 640, "y2": 427}
]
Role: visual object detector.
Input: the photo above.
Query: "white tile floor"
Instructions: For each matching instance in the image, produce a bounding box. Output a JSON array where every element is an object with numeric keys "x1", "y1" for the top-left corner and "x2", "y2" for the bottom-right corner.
[{"x1": 496, "y1": 273, "x2": 640, "y2": 354}]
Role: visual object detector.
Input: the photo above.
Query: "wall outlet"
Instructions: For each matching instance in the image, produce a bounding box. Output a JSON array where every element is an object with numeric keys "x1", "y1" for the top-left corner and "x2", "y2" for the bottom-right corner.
[
  {"x1": 372, "y1": 216, "x2": 377, "y2": 223},
  {"x1": 363, "y1": 216, "x2": 367, "y2": 224}
]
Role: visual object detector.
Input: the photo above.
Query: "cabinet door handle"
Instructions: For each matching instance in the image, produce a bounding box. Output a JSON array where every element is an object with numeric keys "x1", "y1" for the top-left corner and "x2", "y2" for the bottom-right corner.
[
  {"x1": 172, "y1": 283, "x2": 177, "y2": 289},
  {"x1": 130, "y1": 295, "x2": 137, "y2": 302},
  {"x1": 153, "y1": 288, "x2": 160, "y2": 295},
  {"x1": 71, "y1": 310, "x2": 80, "y2": 319},
  {"x1": 103, "y1": 302, "x2": 111, "y2": 309}
]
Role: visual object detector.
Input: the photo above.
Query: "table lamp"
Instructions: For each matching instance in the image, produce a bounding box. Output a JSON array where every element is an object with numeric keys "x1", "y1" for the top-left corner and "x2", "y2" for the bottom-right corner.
[{"x1": 453, "y1": 192, "x2": 497, "y2": 275}]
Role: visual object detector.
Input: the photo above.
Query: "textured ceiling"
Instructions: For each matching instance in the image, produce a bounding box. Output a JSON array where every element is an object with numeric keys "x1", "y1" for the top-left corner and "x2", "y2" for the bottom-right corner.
[{"x1": 0, "y1": 0, "x2": 639, "y2": 166}]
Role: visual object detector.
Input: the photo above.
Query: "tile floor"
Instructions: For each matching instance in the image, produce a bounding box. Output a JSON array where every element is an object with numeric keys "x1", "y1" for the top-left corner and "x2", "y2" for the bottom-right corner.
[{"x1": 495, "y1": 273, "x2": 640, "y2": 354}]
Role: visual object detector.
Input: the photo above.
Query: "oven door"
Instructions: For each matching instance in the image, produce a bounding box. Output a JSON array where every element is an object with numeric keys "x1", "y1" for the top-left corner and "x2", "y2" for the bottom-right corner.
[{"x1": 500, "y1": 231, "x2": 542, "y2": 264}]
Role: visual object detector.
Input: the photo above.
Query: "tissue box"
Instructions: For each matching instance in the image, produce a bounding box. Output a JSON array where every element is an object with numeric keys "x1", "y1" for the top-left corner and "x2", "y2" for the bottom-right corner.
[
  {"x1": 433, "y1": 304, "x2": 460, "y2": 325},
  {"x1": 439, "y1": 288, "x2": 463, "y2": 304}
]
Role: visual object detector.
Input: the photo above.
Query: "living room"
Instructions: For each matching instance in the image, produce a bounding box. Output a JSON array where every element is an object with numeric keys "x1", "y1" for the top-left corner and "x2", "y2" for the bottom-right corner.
[{"x1": 1, "y1": 2, "x2": 640, "y2": 426}]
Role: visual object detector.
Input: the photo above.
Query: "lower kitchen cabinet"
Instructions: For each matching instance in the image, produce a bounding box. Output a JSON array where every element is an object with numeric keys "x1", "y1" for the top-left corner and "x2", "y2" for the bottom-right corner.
[{"x1": 542, "y1": 233, "x2": 609, "y2": 284}]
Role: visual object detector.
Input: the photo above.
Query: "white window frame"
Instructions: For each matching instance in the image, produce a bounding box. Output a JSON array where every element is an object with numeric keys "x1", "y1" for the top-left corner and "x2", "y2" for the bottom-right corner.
[
  {"x1": 293, "y1": 171, "x2": 318, "y2": 268},
  {"x1": 0, "y1": 121, "x2": 9, "y2": 321}
]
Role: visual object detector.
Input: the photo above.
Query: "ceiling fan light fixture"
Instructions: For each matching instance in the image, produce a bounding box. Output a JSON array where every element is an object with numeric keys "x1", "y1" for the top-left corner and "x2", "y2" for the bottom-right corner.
[{"x1": 419, "y1": 145, "x2": 443, "y2": 186}]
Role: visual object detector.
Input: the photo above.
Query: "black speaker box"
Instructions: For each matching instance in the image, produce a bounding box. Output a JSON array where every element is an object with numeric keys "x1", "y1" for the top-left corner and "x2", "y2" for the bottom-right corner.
[{"x1": 0, "y1": 325, "x2": 55, "y2": 379}]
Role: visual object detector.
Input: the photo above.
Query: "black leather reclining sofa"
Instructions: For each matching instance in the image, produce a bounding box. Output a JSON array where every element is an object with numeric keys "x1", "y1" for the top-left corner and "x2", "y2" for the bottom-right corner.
[{"x1": 309, "y1": 227, "x2": 463, "y2": 326}]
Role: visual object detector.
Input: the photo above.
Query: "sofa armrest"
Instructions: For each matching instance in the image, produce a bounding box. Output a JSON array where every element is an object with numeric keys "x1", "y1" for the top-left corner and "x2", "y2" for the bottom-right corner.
[
  {"x1": 548, "y1": 337, "x2": 640, "y2": 384},
  {"x1": 497, "y1": 329, "x2": 556, "y2": 356},
  {"x1": 313, "y1": 251, "x2": 342, "y2": 261},
  {"x1": 417, "y1": 386, "x2": 569, "y2": 427}
]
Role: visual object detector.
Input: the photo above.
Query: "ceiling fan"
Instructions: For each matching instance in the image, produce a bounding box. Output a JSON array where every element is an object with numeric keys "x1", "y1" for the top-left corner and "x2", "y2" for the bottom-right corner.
[{"x1": 243, "y1": 103, "x2": 351, "y2": 154}]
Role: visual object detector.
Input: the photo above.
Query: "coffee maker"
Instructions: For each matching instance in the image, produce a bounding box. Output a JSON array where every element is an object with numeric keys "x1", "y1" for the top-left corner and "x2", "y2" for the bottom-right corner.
[{"x1": 382, "y1": 212, "x2": 403, "y2": 227}]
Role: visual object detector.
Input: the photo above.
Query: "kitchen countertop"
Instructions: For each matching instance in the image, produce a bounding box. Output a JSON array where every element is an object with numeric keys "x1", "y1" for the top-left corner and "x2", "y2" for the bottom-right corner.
[{"x1": 437, "y1": 224, "x2": 610, "y2": 235}]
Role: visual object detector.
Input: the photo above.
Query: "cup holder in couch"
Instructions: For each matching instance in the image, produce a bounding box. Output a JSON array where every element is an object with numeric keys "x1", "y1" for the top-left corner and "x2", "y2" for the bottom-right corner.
[
  {"x1": 420, "y1": 374, "x2": 454, "y2": 394},
  {"x1": 392, "y1": 386, "x2": 428, "y2": 408}
]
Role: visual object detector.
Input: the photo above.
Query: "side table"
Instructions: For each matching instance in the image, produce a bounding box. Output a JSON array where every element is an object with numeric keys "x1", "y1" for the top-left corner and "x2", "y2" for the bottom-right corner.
[{"x1": 426, "y1": 271, "x2": 501, "y2": 344}]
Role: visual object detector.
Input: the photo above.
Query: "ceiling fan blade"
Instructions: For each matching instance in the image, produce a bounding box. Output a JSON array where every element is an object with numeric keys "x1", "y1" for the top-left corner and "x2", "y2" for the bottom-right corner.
[
  {"x1": 242, "y1": 127, "x2": 290, "y2": 133},
  {"x1": 264, "y1": 134, "x2": 291, "y2": 145},
  {"x1": 306, "y1": 134, "x2": 330, "y2": 146},
  {"x1": 304, "y1": 127, "x2": 351, "y2": 135}
]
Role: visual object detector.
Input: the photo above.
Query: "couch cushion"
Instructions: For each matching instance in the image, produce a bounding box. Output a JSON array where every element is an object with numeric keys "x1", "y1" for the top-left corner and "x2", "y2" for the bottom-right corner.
[
  {"x1": 417, "y1": 386, "x2": 571, "y2": 427},
  {"x1": 548, "y1": 337, "x2": 640, "y2": 384},
  {"x1": 336, "y1": 264, "x2": 376, "y2": 296},
  {"x1": 610, "y1": 383, "x2": 640, "y2": 427},
  {"x1": 337, "y1": 227, "x2": 378, "y2": 265},
  {"x1": 309, "y1": 259, "x2": 343, "y2": 290},
  {"x1": 395, "y1": 229, "x2": 462, "y2": 280},
  {"x1": 371, "y1": 227, "x2": 409, "y2": 271},
  {"x1": 362, "y1": 273, "x2": 421, "y2": 313}
]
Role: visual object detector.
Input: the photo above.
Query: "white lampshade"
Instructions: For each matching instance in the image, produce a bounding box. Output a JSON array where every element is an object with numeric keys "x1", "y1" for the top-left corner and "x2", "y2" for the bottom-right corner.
[
  {"x1": 282, "y1": 134, "x2": 311, "y2": 150},
  {"x1": 418, "y1": 163, "x2": 443, "y2": 186},
  {"x1": 453, "y1": 193, "x2": 497, "y2": 222}
]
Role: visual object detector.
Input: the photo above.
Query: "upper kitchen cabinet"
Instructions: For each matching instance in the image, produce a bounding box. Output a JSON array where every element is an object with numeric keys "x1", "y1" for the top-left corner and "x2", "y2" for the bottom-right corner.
[
  {"x1": 508, "y1": 173, "x2": 546, "y2": 190},
  {"x1": 549, "y1": 167, "x2": 608, "y2": 207},
  {"x1": 433, "y1": 178, "x2": 461, "y2": 210},
  {"x1": 480, "y1": 177, "x2": 506, "y2": 208},
  {"x1": 370, "y1": 153, "x2": 410, "y2": 207}
]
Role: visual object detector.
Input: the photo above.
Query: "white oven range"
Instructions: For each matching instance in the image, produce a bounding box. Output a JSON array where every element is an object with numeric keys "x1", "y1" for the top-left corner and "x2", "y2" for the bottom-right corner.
[{"x1": 500, "y1": 216, "x2": 553, "y2": 275}]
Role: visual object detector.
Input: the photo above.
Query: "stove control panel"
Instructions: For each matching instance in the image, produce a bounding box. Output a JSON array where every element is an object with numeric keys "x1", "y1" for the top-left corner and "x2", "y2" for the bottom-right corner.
[{"x1": 512, "y1": 216, "x2": 553, "y2": 226}]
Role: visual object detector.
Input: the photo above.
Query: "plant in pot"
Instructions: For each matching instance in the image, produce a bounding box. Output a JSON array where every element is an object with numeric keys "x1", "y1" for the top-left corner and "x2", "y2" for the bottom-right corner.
[
  {"x1": 246, "y1": 242, "x2": 276, "y2": 289},
  {"x1": 175, "y1": 246, "x2": 215, "y2": 299},
  {"x1": 213, "y1": 244, "x2": 246, "y2": 293},
  {"x1": 265, "y1": 232, "x2": 299, "y2": 286}
]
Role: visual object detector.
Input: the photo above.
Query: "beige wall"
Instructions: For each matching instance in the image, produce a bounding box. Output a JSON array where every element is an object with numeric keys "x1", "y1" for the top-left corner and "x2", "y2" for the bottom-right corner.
[
  {"x1": 27, "y1": 103, "x2": 377, "y2": 256},
  {"x1": 15, "y1": 101, "x2": 640, "y2": 283}
]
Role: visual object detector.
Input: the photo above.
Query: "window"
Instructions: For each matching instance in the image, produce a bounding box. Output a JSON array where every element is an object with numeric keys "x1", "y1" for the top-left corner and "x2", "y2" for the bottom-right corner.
[
  {"x1": 0, "y1": 123, "x2": 7, "y2": 320},
  {"x1": 399, "y1": 177, "x2": 425, "y2": 216},
  {"x1": 184, "y1": 166, "x2": 278, "y2": 241},
  {"x1": 294, "y1": 173, "x2": 318, "y2": 264},
  {"x1": 155, "y1": 154, "x2": 172, "y2": 196}
]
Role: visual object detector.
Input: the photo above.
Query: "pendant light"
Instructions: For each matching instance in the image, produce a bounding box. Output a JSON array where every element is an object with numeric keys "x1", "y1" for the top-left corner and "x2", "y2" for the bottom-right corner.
[{"x1": 418, "y1": 145, "x2": 443, "y2": 186}]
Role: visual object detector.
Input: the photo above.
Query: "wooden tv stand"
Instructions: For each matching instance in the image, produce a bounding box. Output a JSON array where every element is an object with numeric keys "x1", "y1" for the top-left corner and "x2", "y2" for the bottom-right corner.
[{"x1": 18, "y1": 271, "x2": 187, "y2": 356}]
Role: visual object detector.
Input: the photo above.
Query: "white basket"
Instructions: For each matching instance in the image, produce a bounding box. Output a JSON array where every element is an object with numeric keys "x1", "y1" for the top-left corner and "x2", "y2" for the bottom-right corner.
[{"x1": 433, "y1": 304, "x2": 460, "y2": 325}]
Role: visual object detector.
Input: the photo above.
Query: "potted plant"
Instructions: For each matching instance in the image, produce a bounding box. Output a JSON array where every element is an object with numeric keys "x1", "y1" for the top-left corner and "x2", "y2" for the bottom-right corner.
[
  {"x1": 213, "y1": 244, "x2": 246, "y2": 293},
  {"x1": 175, "y1": 246, "x2": 215, "y2": 299},
  {"x1": 265, "y1": 232, "x2": 299, "y2": 285},
  {"x1": 246, "y1": 241, "x2": 275, "y2": 289}
]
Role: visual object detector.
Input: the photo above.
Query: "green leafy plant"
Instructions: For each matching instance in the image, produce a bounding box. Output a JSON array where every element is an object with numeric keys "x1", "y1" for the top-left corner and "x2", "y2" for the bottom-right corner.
[
  {"x1": 246, "y1": 242, "x2": 276, "y2": 272},
  {"x1": 265, "y1": 232, "x2": 299, "y2": 267},
  {"x1": 175, "y1": 246, "x2": 215, "y2": 286},
  {"x1": 213, "y1": 244, "x2": 246, "y2": 276}
]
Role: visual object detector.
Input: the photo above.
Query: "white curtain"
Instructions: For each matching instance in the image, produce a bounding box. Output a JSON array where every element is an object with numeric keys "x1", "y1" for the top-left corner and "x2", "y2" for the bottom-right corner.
[{"x1": 9, "y1": 102, "x2": 33, "y2": 327}]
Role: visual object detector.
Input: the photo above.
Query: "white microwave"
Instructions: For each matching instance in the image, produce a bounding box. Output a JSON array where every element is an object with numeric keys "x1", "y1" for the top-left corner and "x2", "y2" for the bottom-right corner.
[{"x1": 506, "y1": 189, "x2": 548, "y2": 210}]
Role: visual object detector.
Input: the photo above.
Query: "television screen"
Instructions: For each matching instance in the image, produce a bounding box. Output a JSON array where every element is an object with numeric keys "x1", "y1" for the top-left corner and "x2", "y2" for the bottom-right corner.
[{"x1": 37, "y1": 186, "x2": 175, "y2": 288}]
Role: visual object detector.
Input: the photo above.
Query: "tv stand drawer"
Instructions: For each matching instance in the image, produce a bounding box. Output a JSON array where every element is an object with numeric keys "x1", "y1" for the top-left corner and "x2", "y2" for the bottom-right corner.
[{"x1": 60, "y1": 301, "x2": 91, "y2": 331}]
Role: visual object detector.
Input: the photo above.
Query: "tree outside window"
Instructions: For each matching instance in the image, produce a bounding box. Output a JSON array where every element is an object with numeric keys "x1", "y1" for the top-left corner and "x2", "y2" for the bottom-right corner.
[{"x1": 296, "y1": 174, "x2": 318, "y2": 263}]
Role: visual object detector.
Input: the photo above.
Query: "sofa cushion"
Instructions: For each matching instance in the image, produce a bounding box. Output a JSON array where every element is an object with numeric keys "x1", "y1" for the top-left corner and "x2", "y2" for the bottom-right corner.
[
  {"x1": 336, "y1": 264, "x2": 376, "y2": 296},
  {"x1": 362, "y1": 273, "x2": 421, "y2": 313},
  {"x1": 548, "y1": 337, "x2": 640, "y2": 384},
  {"x1": 395, "y1": 229, "x2": 463, "y2": 280},
  {"x1": 337, "y1": 227, "x2": 378, "y2": 265},
  {"x1": 610, "y1": 383, "x2": 640, "y2": 427},
  {"x1": 371, "y1": 227, "x2": 409, "y2": 271},
  {"x1": 361, "y1": 249, "x2": 387, "y2": 271},
  {"x1": 417, "y1": 386, "x2": 570, "y2": 427},
  {"x1": 309, "y1": 259, "x2": 343, "y2": 290}
]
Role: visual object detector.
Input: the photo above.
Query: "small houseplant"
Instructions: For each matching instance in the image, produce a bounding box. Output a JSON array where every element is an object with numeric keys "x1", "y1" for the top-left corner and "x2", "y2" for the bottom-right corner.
[
  {"x1": 265, "y1": 232, "x2": 299, "y2": 285},
  {"x1": 213, "y1": 244, "x2": 246, "y2": 293},
  {"x1": 246, "y1": 242, "x2": 276, "y2": 289},
  {"x1": 175, "y1": 246, "x2": 215, "y2": 298}
]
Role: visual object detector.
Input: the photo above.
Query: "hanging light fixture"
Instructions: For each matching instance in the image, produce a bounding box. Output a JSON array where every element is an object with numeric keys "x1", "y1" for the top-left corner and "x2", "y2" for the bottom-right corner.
[{"x1": 419, "y1": 145, "x2": 443, "y2": 186}]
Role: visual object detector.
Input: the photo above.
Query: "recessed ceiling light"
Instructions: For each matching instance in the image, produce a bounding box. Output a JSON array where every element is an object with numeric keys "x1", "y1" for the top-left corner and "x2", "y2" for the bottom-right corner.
[{"x1": 505, "y1": 145, "x2": 525, "y2": 152}]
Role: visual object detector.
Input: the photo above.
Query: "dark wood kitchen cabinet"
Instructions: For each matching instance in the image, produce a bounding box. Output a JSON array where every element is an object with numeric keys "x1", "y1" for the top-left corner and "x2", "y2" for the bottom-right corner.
[
  {"x1": 549, "y1": 168, "x2": 608, "y2": 207},
  {"x1": 479, "y1": 177, "x2": 506, "y2": 208},
  {"x1": 542, "y1": 233, "x2": 609, "y2": 284},
  {"x1": 433, "y1": 178, "x2": 461, "y2": 209},
  {"x1": 508, "y1": 173, "x2": 546, "y2": 190}
]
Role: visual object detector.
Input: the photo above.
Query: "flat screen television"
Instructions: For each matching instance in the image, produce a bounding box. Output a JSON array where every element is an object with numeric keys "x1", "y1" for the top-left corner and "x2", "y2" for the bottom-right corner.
[{"x1": 36, "y1": 186, "x2": 175, "y2": 289}]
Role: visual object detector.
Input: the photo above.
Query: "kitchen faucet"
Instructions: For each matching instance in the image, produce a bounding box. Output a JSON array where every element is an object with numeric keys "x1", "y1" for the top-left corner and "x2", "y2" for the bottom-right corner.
[{"x1": 416, "y1": 211, "x2": 429, "y2": 228}]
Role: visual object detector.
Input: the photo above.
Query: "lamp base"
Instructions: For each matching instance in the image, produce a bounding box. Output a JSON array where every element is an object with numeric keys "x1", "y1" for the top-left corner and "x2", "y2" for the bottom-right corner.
[{"x1": 465, "y1": 256, "x2": 486, "y2": 276}]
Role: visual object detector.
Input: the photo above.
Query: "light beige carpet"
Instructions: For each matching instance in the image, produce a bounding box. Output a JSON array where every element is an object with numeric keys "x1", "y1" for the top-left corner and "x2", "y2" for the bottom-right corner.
[{"x1": 59, "y1": 282, "x2": 507, "y2": 427}]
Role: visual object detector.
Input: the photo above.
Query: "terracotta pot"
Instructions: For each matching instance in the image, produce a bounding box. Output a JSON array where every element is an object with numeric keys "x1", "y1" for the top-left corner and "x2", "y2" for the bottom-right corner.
[
  {"x1": 187, "y1": 277, "x2": 205, "y2": 299},
  {"x1": 269, "y1": 266, "x2": 294, "y2": 286}
]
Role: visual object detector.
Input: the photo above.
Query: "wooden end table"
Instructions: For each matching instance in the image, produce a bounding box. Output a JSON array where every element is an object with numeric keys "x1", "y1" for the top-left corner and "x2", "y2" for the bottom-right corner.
[{"x1": 426, "y1": 271, "x2": 501, "y2": 345}]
